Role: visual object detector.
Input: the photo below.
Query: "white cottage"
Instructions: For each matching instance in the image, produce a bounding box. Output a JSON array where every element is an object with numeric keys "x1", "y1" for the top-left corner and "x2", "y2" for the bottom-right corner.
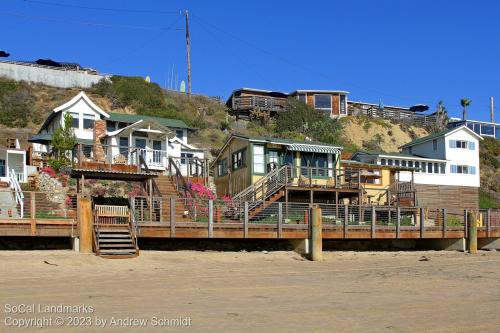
[
  {"x1": 29, "y1": 92, "x2": 205, "y2": 175},
  {"x1": 352, "y1": 126, "x2": 482, "y2": 210},
  {"x1": 0, "y1": 139, "x2": 27, "y2": 184}
]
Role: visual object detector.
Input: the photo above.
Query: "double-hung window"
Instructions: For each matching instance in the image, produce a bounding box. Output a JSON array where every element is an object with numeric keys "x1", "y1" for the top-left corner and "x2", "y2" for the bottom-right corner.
[
  {"x1": 449, "y1": 140, "x2": 468, "y2": 149},
  {"x1": 83, "y1": 114, "x2": 95, "y2": 130},
  {"x1": 69, "y1": 112, "x2": 79, "y2": 129},
  {"x1": 232, "y1": 149, "x2": 246, "y2": 170},
  {"x1": 218, "y1": 158, "x2": 228, "y2": 177},
  {"x1": 253, "y1": 145, "x2": 265, "y2": 174}
]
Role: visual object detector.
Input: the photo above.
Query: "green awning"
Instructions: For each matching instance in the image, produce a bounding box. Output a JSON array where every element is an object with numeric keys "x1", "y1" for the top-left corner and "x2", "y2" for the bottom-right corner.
[{"x1": 287, "y1": 143, "x2": 341, "y2": 155}]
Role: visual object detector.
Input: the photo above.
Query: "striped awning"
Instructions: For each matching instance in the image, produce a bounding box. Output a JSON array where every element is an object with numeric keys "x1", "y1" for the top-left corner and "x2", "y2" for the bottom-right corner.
[{"x1": 287, "y1": 144, "x2": 341, "y2": 155}]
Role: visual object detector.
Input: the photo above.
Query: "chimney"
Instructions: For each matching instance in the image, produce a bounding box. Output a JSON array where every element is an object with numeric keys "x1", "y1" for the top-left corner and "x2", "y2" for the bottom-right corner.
[{"x1": 490, "y1": 96, "x2": 495, "y2": 123}]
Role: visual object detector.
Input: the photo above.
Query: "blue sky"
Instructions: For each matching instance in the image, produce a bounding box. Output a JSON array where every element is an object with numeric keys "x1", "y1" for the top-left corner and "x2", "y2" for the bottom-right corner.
[{"x1": 1, "y1": 0, "x2": 499, "y2": 121}]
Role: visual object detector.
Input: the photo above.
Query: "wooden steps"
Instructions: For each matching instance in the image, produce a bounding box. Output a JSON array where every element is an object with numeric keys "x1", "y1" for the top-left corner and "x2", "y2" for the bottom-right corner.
[
  {"x1": 155, "y1": 175, "x2": 191, "y2": 222},
  {"x1": 96, "y1": 228, "x2": 138, "y2": 259},
  {"x1": 248, "y1": 190, "x2": 285, "y2": 219}
]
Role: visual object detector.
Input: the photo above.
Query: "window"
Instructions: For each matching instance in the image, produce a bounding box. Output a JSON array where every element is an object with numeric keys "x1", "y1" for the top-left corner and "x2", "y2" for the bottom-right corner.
[
  {"x1": 314, "y1": 94, "x2": 332, "y2": 112},
  {"x1": 432, "y1": 139, "x2": 437, "y2": 151},
  {"x1": 408, "y1": 147, "x2": 412, "y2": 154},
  {"x1": 153, "y1": 140, "x2": 162, "y2": 151},
  {"x1": 217, "y1": 158, "x2": 228, "y2": 177},
  {"x1": 388, "y1": 159, "x2": 393, "y2": 166},
  {"x1": 301, "y1": 152, "x2": 328, "y2": 177},
  {"x1": 427, "y1": 163, "x2": 433, "y2": 173},
  {"x1": 176, "y1": 130, "x2": 184, "y2": 140},
  {"x1": 83, "y1": 114, "x2": 95, "y2": 130},
  {"x1": 401, "y1": 160, "x2": 407, "y2": 167},
  {"x1": 339, "y1": 95, "x2": 347, "y2": 115},
  {"x1": 106, "y1": 121, "x2": 116, "y2": 132},
  {"x1": 449, "y1": 140, "x2": 467, "y2": 149},
  {"x1": 380, "y1": 159, "x2": 386, "y2": 166},
  {"x1": 268, "y1": 150, "x2": 280, "y2": 172},
  {"x1": 408, "y1": 161, "x2": 413, "y2": 168},
  {"x1": 414, "y1": 161, "x2": 420, "y2": 172},
  {"x1": 496, "y1": 126, "x2": 500, "y2": 139},
  {"x1": 297, "y1": 94, "x2": 306, "y2": 103},
  {"x1": 481, "y1": 124, "x2": 494, "y2": 136},
  {"x1": 253, "y1": 145, "x2": 265, "y2": 174},
  {"x1": 421, "y1": 162, "x2": 426, "y2": 173},
  {"x1": 433, "y1": 163, "x2": 439, "y2": 174},
  {"x1": 232, "y1": 149, "x2": 246, "y2": 170},
  {"x1": 440, "y1": 163, "x2": 446, "y2": 174},
  {"x1": 0, "y1": 159, "x2": 5, "y2": 177},
  {"x1": 69, "y1": 112, "x2": 79, "y2": 129},
  {"x1": 451, "y1": 165, "x2": 476, "y2": 174},
  {"x1": 395, "y1": 160, "x2": 400, "y2": 166},
  {"x1": 181, "y1": 153, "x2": 193, "y2": 165}
]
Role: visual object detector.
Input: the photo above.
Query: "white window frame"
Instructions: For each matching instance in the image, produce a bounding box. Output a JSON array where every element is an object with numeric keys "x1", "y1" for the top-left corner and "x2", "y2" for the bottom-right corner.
[
  {"x1": 253, "y1": 145, "x2": 265, "y2": 174},
  {"x1": 313, "y1": 94, "x2": 332, "y2": 115}
]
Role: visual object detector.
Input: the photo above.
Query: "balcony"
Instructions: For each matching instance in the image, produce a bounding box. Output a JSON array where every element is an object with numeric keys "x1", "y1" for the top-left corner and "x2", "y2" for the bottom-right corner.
[{"x1": 232, "y1": 95, "x2": 287, "y2": 113}]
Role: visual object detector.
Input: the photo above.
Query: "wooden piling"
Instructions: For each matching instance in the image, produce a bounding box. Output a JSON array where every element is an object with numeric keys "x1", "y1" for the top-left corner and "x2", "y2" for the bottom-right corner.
[
  {"x1": 79, "y1": 196, "x2": 93, "y2": 253},
  {"x1": 467, "y1": 210, "x2": 478, "y2": 254},
  {"x1": 310, "y1": 205, "x2": 322, "y2": 261}
]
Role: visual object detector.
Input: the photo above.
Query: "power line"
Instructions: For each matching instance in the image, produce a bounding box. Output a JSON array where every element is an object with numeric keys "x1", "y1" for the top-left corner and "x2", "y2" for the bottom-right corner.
[
  {"x1": 191, "y1": 13, "x2": 432, "y2": 106},
  {"x1": 23, "y1": 0, "x2": 180, "y2": 14},
  {"x1": 0, "y1": 10, "x2": 181, "y2": 30}
]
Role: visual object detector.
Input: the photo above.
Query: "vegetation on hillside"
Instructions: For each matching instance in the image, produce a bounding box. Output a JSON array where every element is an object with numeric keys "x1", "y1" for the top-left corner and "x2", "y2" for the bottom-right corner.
[
  {"x1": 479, "y1": 137, "x2": 500, "y2": 208},
  {"x1": 0, "y1": 77, "x2": 41, "y2": 127}
]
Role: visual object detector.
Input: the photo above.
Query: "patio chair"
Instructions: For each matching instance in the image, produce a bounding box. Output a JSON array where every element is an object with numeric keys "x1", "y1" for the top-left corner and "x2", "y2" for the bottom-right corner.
[{"x1": 113, "y1": 154, "x2": 126, "y2": 165}]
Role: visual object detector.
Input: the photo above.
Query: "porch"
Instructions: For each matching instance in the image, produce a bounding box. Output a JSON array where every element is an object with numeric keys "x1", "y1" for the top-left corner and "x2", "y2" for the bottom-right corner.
[{"x1": 0, "y1": 148, "x2": 27, "y2": 183}]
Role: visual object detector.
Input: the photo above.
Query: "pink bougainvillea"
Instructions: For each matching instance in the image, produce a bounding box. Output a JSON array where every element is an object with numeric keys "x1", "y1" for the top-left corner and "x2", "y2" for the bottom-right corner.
[
  {"x1": 189, "y1": 182, "x2": 216, "y2": 201},
  {"x1": 40, "y1": 166, "x2": 56, "y2": 178}
]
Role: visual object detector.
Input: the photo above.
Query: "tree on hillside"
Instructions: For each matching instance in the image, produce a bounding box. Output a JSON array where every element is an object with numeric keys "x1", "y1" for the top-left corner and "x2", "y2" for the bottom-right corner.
[
  {"x1": 436, "y1": 100, "x2": 449, "y2": 129},
  {"x1": 50, "y1": 113, "x2": 76, "y2": 171},
  {"x1": 275, "y1": 98, "x2": 342, "y2": 144},
  {"x1": 460, "y1": 98, "x2": 471, "y2": 120}
]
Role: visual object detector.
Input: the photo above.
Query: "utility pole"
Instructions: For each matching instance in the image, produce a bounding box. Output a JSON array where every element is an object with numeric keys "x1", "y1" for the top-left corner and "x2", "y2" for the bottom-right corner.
[
  {"x1": 490, "y1": 96, "x2": 495, "y2": 123},
  {"x1": 185, "y1": 10, "x2": 192, "y2": 98}
]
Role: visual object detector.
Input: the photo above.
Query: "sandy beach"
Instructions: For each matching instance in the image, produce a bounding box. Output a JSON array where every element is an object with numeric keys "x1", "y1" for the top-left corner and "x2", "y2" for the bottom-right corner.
[{"x1": 1, "y1": 250, "x2": 499, "y2": 332}]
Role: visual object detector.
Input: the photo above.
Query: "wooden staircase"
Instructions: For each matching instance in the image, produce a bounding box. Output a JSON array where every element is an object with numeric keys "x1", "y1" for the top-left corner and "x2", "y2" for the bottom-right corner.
[
  {"x1": 248, "y1": 190, "x2": 285, "y2": 219},
  {"x1": 155, "y1": 174, "x2": 191, "y2": 222},
  {"x1": 94, "y1": 205, "x2": 139, "y2": 259}
]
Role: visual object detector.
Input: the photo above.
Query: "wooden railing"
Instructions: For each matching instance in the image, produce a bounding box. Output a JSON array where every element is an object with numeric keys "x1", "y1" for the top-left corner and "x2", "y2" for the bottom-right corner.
[
  {"x1": 348, "y1": 106, "x2": 438, "y2": 126},
  {"x1": 232, "y1": 96, "x2": 287, "y2": 112}
]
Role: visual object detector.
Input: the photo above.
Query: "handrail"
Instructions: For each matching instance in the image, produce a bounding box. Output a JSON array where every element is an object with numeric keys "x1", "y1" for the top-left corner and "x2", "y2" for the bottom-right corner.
[
  {"x1": 129, "y1": 197, "x2": 139, "y2": 249},
  {"x1": 9, "y1": 169, "x2": 24, "y2": 218},
  {"x1": 168, "y1": 157, "x2": 198, "y2": 200}
]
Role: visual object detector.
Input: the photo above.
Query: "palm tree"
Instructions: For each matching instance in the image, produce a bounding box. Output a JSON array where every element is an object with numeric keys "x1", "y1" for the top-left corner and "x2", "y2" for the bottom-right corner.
[{"x1": 460, "y1": 98, "x2": 471, "y2": 120}]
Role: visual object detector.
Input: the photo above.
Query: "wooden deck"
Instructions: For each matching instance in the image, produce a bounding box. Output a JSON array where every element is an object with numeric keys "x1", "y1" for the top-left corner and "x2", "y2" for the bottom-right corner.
[{"x1": 1, "y1": 218, "x2": 498, "y2": 240}]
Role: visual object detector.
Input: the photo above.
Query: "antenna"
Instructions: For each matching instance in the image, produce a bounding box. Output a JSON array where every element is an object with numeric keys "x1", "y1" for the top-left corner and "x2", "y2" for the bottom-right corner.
[{"x1": 490, "y1": 96, "x2": 495, "y2": 123}]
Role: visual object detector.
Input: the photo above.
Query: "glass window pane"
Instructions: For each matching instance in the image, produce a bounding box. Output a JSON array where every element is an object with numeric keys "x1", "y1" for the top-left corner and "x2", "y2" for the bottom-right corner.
[
  {"x1": 481, "y1": 124, "x2": 494, "y2": 135},
  {"x1": 298, "y1": 94, "x2": 306, "y2": 103},
  {"x1": 314, "y1": 94, "x2": 331, "y2": 109},
  {"x1": 253, "y1": 145, "x2": 265, "y2": 173},
  {"x1": 83, "y1": 115, "x2": 95, "y2": 130}
]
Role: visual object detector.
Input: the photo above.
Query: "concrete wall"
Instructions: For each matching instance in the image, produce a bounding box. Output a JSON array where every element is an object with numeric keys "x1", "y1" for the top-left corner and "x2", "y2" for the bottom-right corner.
[{"x1": 0, "y1": 61, "x2": 107, "y2": 89}]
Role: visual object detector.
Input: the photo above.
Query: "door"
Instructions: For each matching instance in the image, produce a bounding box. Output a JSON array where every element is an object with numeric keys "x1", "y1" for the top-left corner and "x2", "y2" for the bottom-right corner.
[
  {"x1": 268, "y1": 150, "x2": 280, "y2": 172},
  {"x1": 152, "y1": 140, "x2": 162, "y2": 166}
]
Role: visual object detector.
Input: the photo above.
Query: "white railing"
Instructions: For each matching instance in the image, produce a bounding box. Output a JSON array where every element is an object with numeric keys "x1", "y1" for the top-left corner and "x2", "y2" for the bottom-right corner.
[
  {"x1": 9, "y1": 169, "x2": 24, "y2": 218},
  {"x1": 138, "y1": 148, "x2": 168, "y2": 168}
]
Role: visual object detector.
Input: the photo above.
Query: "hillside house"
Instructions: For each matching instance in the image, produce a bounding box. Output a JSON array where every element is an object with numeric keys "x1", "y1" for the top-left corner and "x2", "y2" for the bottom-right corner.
[
  {"x1": 29, "y1": 92, "x2": 205, "y2": 178},
  {"x1": 448, "y1": 118, "x2": 500, "y2": 139},
  {"x1": 0, "y1": 138, "x2": 27, "y2": 184},
  {"x1": 213, "y1": 134, "x2": 415, "y2": 209},
  {"x1": 351, "y1": 125, "x2": 482, "y2": 211}
]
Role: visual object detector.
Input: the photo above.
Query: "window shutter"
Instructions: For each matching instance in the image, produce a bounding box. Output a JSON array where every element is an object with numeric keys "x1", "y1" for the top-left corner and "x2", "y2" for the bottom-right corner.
[
  {"x1": 450, "y1": 165, "x2": 457, "y2": 173},
  {"x1": 449, "y1": 140, "x2": 455, "y2": 148},
  {"x1": 470, "y1": 166, "x2": 476, "y2": 174},
  {"x1": 469, "y1": 142, "x2": 475, "y2": 150}
]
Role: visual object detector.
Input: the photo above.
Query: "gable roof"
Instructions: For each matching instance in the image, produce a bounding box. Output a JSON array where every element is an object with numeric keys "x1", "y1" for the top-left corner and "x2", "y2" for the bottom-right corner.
[
  {"x1": 107, "y1": 112, "x2": 189, "y2": 129},
  {"x1": 53, "y1": 91, "x2": 109, "y2": 117},
  {"x1": 399, "y1": 125, "x2": 483, "y2": 149}
]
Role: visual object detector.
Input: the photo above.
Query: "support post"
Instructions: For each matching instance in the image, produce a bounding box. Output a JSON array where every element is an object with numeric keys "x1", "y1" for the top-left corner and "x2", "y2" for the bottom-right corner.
[
  {"x1": 467, "y1": 210, "x2": 477, "y2": 254},
  {"x1": 442, "y1": 208, "x2": 447, "y2": 238},
  {"x1": 486, "y1": 209, "x2": 491, "y2": 238},
  {"x1": 149, "y1": 178, "x2": 153, "y2": 222},
  {"x1": 396, "y1": 207, "x2": 401, "y2": 239},
  {"x1": 208, "y1": 200, "x2": 213, "y2": 238},
  {"x1": 278, "y1": 202, "x2": 283, "y2": 238},
  {"x1": 244, "y1": 201, "x2": 249, "y2": 238},
  {"x1": 371, "y1": 206, "x2": 376, "y2": 239},
  {"x1": 464, "y1": 209, "x2": 468, "y2": 239},
  {"x1": 310, "y1": 205, "x2": 322, "y2": 261},
  {"x1": 419, "y1": 207, "x2": 425, "y2": 238},
  {"x1": 344, "y1": 204, "x2": 348, "y2": 238},
  {"x1": 78, "y1": 196, "x2": 93, "y2": 253},
  {"x1": 30, "y1": 192, "x2": 36, "y2": 235},
  {"x1": 170, "y1": 197, "x2": 176, "y2": 237}
]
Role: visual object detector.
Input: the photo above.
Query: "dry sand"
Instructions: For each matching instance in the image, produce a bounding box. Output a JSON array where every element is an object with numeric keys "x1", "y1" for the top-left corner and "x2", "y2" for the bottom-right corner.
[{"x1": 1, "y1": 250, "x2": 499, "y2": 333}]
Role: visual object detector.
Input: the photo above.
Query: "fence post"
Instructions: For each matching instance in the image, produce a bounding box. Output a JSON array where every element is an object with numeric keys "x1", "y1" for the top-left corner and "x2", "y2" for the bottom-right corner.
[
  {"x1": 30, "y1": 192, "x2": 36, "y2": 235},
  {"x1": 244, "y1": 202, "x2": 249, "y2": 238},
  {"x1": 208, "y1": 200, "x2": 213, "y2": 238},
  {"x1": 344, "y1": 205, "x2": 348, "y2": 239},
  {"x1": 442, "y1": 208, "x2": 447, "y2": 238},
  {"x1": 419, "y1": 207, "x2": 425, "y2": 238},
  {"x1": 310, "y1": 205, "x2": 322, "y2": 261},
  {"x1": 371, "y1": 206, "x2": 376, "y2": 239},
  {"x1": 396, "y1": 207, "x2": 401, "y2": 239},
  {"x1": 78, "y1": 196, "x2": 93, "y2": 253},
  {"x1": 467, "y1": 210, "x2": 477, "y2": 254},
  {"x1": 278, "y1": 202, "x2": 283, "y2": 239},
  {"x1": 170, "y1": 197, "x2": 176, "y2": 237},
  {"x1": 486, "y1": 209, "x2": 491, "y2": 238}
]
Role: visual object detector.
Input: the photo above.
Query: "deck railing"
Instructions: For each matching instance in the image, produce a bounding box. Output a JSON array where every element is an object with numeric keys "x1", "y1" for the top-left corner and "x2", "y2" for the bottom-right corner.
[
  {"x1": 348, "y1": 106, "x2": 438, "y2": 126},
  {"x1": 232, "y1": 95, "x2": 287, "y2": 112}
]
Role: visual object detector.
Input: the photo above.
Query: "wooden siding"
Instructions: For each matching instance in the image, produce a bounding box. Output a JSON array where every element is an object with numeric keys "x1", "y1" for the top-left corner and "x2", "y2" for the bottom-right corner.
[
  {"x1": 306, "y1": 94, "x2": 314, "y2": 107},
  {"x1": 332, "y1": 95, "x2": 340, "y2": 116},
  {"x1": 415, "y1": 184, "x2": 479, "y2": 211},
  {"x1": 214, "y1": 137, "x2": 251, "y2": 197}
]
